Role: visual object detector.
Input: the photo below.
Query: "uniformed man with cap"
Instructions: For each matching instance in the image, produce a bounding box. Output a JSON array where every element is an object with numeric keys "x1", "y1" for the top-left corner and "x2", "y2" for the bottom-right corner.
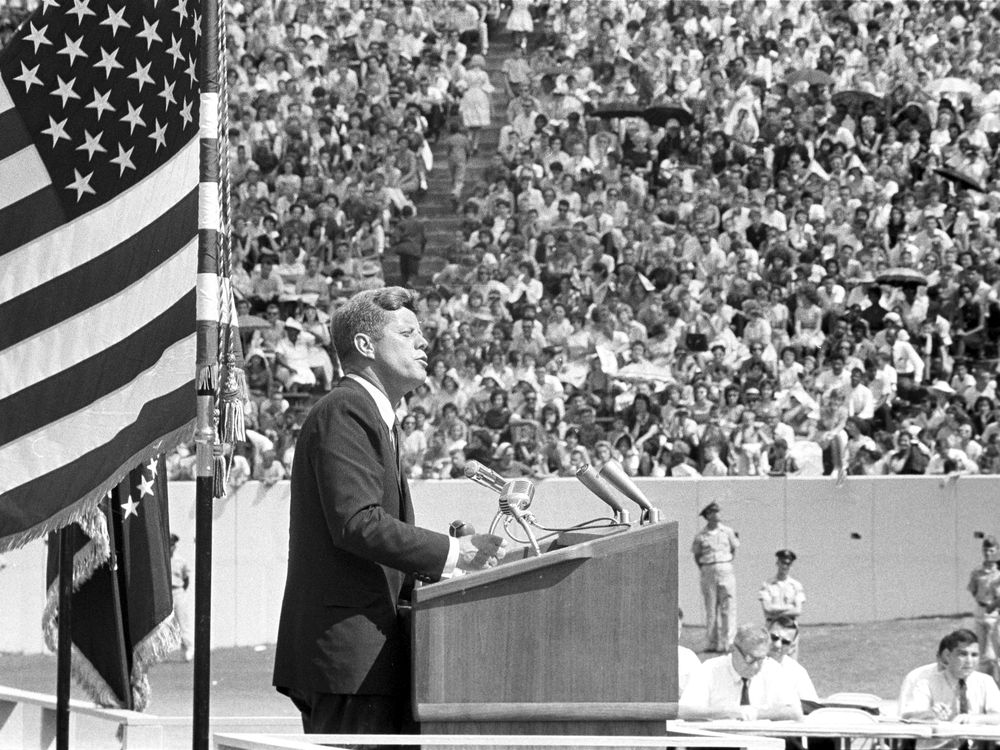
[
  {"x1": 759, "y1": 549, "x2": 805, "y2": 658},
  {"x1": 968, "y1": 535, "x2": 1000, "y2": 682},
  {"x1": 692, "y1": 502, "x2": 739, "y2": 653}
]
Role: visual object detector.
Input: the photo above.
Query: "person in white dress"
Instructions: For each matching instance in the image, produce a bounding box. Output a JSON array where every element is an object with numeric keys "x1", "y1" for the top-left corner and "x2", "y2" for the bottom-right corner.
[
  {"x1": 505, "y1": 0, "x2": 534, "y2": 48},
  {"x1": 459, "y1": 54, "x2": 494, "y2": 154}
]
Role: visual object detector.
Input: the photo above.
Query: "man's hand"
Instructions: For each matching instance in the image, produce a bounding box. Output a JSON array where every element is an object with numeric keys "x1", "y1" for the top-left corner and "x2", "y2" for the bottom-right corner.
[
  {"x1": 933, "y1": 702, "x2": 953, "y2": 721},
  {"x1": 456, "y1": 534, "x2": 509, "y2": 571}
]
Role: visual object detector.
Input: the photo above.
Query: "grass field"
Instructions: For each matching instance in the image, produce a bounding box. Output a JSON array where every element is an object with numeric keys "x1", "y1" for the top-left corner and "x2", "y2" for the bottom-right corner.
[{"x1": 0, "y1": 614, "x2": 976, "y2": 748}]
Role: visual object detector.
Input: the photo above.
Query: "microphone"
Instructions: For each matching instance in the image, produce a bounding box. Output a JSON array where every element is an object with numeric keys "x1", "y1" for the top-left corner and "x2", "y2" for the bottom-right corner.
[
  {"x1": 498, "y1": 478, "x2": 535, "y2": 515},
  {"x1": 575, "y1": 465, "x2": 631, "y2": 525},
  {"x1": 498, "y1": 479, "x2": 541, "y2": 557},
  {"x1": 599, "y1": 459, "x2": 661, "y2": 524},
  {"x1": 463, "y1": 462, "x2": 541, "y2": 556},
  {"x1": 464, "y1": 460, "x2": 507, "y2": 493}
]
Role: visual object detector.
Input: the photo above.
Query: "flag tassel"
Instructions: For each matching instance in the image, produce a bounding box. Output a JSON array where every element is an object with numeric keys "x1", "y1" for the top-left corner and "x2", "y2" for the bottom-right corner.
[
  {"x1": 212, "y1": 449, "x2": 227, "y2": 499},
  {"x1": 196, "y1": 363, "x2": 218, "y2": 393},
  {"x1": 218, "y1": 361, "x2": 246, "y2": 445}
]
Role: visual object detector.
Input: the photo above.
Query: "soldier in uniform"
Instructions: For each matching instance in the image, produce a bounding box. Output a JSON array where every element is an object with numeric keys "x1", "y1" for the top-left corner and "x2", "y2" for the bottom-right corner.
[
  {"x1": 692, "y1": 502, "x2": 739, "y2": 653},
  {"x1": 968, "y1": 536, "x2": 1000, "y2": 681},
  {"x1": 759, "y1": 549, "x2": 806, "y2": 658}
]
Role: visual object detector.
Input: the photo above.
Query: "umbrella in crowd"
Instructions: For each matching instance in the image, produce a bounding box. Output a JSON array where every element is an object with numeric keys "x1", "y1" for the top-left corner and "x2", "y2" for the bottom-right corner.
[
  {"x1": 928, "y1": 77, "x2": 982, "y2": 99},
  {"x1": 616, "y1": 361, "x2": 676, "y2": 385},
  {"x1": 237, "y1": 314, "x2": 271, "y2": 331},
  {"x1": 875, "y1": 268, "x2": 929, "y2": 287},
  {"x1": 642, "y1": 104, "x2": 695, "y2": 127},
  {"x1": 831, "y1": 89, "x2": 884, "y2": 111},
  {"x1": 933, "y1": 166, "x2": 987, "y2": 193},
  {"x1": 785, "y1": 69, "x2": 835, "y2": 87},
  {"x1": 592, "y1": 103, "x2": 645, "y2": 120}
]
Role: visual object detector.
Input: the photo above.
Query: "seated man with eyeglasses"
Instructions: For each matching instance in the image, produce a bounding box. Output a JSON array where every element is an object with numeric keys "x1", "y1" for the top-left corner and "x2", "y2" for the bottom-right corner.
[{"x1": 679, "y1": 624, "x2": 802, "y2": 722}]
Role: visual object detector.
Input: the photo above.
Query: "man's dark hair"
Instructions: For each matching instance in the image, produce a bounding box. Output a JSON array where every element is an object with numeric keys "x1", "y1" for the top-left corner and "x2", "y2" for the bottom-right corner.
[
  {"x1": 938, "y1": 628, "x2": 979, "y2": 656},
  {"x1": 770, "y1": 615, "x2": 799, "y2": 631},
  {"x1": 331, "y1": 286, "x2": 418, "y2": 366}
]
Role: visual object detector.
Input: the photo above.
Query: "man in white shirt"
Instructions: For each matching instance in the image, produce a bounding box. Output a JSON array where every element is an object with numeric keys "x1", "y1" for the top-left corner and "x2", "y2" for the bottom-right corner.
[
  {"x1": 679, "y1": 624, "x2": 802, "y2": 721},
  {"x1": 812, "y1": 355, "x2": 852, "y2": 401},
  {"x1": 899, "y1": 628, "x2": 1000, "y2": 746},
  {"x1": 846, "y1": 368, "x2": 876, "y2": 425},
  {"x1": 678, "y1": 609, "x2": 702, "y2": 695},
  {"x1": 767, "y1": 617, "x2": 818, "y2": 702},
  {"x1": 889, "y1": 329, "x2": 925, "y2": 390}
]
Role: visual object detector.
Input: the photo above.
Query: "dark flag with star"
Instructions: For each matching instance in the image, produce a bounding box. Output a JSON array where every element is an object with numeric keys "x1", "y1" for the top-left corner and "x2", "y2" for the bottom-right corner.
[
  {"x1": 43, "y1": 454, "x2": 178, "y2": 710},
  {"x1": 0, "y1": 0, "x2": 201, "y2": 550}
]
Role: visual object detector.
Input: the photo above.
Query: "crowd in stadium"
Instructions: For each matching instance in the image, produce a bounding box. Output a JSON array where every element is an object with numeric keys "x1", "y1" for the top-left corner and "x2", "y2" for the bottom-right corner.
[{"x1": 22, "y1": 0, "x2": 989, "y2": 485}]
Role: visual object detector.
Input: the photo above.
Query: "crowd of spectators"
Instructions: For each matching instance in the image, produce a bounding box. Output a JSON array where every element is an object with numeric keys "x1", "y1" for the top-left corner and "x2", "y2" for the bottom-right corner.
[{"x1": 49, "y1": 0, "x2": 996, "y2": 484}]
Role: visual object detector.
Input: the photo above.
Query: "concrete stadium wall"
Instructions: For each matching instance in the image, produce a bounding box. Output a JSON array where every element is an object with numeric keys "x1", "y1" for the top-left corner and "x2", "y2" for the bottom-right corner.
[{"x1": 0, "y1": 477, "x2": 994, "y2": 654}]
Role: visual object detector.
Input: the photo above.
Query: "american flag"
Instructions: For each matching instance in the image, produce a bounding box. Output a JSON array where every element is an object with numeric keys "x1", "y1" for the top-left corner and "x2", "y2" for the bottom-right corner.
[{"x1": 0, "y1": 0, "x2": 202, "y2": 550}]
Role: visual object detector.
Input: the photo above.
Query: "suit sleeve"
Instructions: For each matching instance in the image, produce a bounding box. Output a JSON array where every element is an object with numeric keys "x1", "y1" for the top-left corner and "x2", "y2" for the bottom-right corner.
[{"x1": 309, "y1": 398, "x2": 451, "y2": 578}]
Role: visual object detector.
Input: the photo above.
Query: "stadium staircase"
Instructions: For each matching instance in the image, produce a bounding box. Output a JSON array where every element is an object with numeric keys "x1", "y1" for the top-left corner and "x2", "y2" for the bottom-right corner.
[{"x1": 382, "y1": 30, "x2": 513, "y2": 287}]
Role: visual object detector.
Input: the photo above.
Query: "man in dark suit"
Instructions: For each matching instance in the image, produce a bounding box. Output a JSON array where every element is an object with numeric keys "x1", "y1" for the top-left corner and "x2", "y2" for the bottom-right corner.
[{"x1": 273, "y1": 286, "x2": 507, "y2": 734}]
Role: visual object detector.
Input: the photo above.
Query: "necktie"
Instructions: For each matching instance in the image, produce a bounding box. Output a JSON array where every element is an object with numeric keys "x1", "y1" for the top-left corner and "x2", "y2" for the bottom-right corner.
[
  {"x1": 392, "y1": 420, "x2": 402, "y2": 476},
  {"x1": 958, "y1": 678, "x2": 969, "y2": 715},
  {"x1": 740, "y1": 678, "x2": 751, "y2": 706}
]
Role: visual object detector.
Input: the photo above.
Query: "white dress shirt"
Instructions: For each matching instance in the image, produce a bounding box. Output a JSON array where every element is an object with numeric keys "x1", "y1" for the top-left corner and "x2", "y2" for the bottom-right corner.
[
  {"x1": 775, "y1": 656, "x2": 818, "y2": 702},
  {"x1": 680, "y1": 655, "x2": 800, "y2": 715},
  {"x1": 900, "y1": 663, "x2": 1000, "y2": 719}
]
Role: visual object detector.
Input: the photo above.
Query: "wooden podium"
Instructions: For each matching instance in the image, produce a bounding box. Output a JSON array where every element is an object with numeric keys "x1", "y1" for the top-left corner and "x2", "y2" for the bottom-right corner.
[{"x1": 410, "y1": 521, "x2": 678, "y2": 737}]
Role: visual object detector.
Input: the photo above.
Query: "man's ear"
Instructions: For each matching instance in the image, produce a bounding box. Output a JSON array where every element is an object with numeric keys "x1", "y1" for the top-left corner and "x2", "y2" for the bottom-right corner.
[{"x1": 353, "y1": 332, "x2": 375, "y2": 359}]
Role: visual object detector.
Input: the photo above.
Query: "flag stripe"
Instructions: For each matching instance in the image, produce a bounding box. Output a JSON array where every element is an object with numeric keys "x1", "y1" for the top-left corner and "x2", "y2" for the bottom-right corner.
[
  {"x1": 0, "y1": 147, "x2": 51, "y2": 207},
  {"x1": 0, "y1": 334, "x2": 195, "y2": 496},
  {"x1": 0, "y1": 185, "x2": 66, "y2": 257},
  {"x1": 0, "y1": 190, "x2": 197, "y2": 351},
  {"x1": 0, "y1": 385, "x2": 193, "y2": 543},
  {"x1": 0, "y1": 138, "x2": 199, "y2": 274},
  {"x1": 0, "y1": 239, "x2": 197, "y2": 400},
  {"x1": 0, "y1": 291, "x2": 194, "y2": 447},
  {"x1": 0, "y1": 107, "x2": 35, "y2": 161}
]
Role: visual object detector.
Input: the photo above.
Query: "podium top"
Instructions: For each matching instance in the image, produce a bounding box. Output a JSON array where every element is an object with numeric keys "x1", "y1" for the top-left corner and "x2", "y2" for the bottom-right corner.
[{"x1": 411, "y1": 521, "x2": 676, "y2": 605}]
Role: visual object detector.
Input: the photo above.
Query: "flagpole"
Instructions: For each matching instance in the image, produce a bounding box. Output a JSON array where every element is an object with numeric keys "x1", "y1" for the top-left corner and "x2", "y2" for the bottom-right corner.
[
  {"x1": 56, "y1": 527, "x2": 74, "y2": 750},
  {"x1": 194, "y1": 0, "x2": 222, "y2": 744}
]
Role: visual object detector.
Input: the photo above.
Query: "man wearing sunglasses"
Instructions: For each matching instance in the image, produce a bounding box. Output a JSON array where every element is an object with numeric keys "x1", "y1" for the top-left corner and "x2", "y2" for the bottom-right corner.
[
  {"x1": 679, "y1": 624, "x2": 802, "y2": 721},
  {"x1": 767, "y1": 617, "x2": 817, "y2": 702}
]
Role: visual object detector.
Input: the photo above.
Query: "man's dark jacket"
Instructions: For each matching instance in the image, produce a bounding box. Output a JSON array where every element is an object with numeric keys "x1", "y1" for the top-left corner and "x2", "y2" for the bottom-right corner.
[{"x1": 273, "y1": 377, "x2": 451, "y2": 696}]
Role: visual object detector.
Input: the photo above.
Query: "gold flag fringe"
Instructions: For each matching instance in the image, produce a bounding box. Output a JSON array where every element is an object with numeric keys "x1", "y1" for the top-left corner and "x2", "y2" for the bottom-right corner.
[
  {"x1": 41, "y1": 534, "x2": 181, "y2": 710},
  {"x1": 0, "y1": 421, "x2": 195, "y2": 554},
  {"x1": 129, "y1": 611, "x2": 181, "y2": 711}
]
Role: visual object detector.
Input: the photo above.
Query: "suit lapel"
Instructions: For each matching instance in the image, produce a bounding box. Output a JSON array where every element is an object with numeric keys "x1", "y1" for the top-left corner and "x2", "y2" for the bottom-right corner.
[{"x1": 344, "y1": 377, "x2": 410, "y2": 521}]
